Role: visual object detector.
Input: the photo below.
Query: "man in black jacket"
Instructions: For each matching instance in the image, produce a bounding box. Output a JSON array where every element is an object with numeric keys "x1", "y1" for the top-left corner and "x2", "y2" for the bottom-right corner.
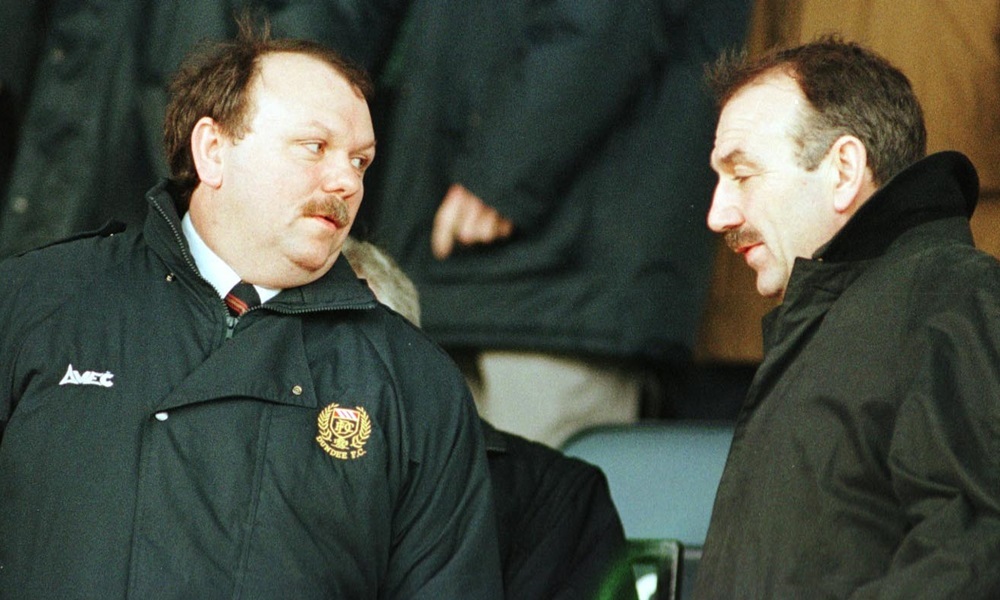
[
  {"x1": 693, "y1": 38, "x2": 1000, "y2": 597},
  {"x1": 0, "y1": 24, "x2": 501, "y2": 599}
]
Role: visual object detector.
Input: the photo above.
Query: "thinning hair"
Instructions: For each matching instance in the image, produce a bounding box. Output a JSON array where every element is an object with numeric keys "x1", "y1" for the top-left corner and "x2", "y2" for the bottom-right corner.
[
  {"x1": 707, "y1": 36, "x2": 926, "y2": 186},
  {"x1": 163, "y1": 15, "x2": 373, "y2": 204}
]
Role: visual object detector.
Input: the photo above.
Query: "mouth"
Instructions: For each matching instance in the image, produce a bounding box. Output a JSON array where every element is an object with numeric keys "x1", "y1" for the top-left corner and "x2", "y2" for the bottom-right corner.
[
  {"x1": 312, "y1": 213, "x2": 349, "y2": 229},
  {"x1": 737, "y1": 243, "x2": 768, "y2": 271}
]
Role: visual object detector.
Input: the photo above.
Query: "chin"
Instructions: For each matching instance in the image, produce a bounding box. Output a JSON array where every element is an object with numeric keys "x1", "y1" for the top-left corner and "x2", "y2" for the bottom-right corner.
[
  {"x1": 755, "y1": 274, "x2": 785, "y2": 299},
  {"x1": 293, "y1": 249, "x2": 339, "y2": 275}
]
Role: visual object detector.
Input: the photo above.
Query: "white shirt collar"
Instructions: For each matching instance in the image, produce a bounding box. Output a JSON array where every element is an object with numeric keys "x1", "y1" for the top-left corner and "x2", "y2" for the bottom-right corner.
[{"x1": 181, "y1": 212, "x2": 281, "y2": 303}]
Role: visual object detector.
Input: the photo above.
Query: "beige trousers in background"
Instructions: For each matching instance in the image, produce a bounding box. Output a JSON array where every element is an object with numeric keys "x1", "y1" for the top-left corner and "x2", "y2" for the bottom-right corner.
[{"x1": 457, "y1": 350, "x2": 641, "y2": 448}]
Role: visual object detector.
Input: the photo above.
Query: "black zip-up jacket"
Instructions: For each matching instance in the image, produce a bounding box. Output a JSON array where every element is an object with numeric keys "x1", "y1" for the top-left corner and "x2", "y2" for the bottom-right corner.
[
  {"x1": 694, "y1": 152, "x2": 1000, "y2": 598},
  {"x1": 0, "y1": 182, "x2": 503, "y2": 599}
]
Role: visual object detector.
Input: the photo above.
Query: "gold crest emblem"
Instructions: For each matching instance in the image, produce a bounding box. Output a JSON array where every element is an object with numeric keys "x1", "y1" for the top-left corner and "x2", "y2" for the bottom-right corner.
[{"x1": 316, "y1": 403, "x2": 372, "y2": 460}]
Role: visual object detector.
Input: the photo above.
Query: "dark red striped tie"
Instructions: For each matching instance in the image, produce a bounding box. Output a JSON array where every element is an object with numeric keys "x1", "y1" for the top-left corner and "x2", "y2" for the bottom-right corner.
[{"x1": 224, "y1": 281, "x2": 261, "y2": 317}]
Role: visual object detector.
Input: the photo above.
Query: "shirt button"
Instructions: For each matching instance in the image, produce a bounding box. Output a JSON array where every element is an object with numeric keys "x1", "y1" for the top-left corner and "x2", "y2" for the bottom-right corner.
[{"x1": 155, "y1": 412, "x2": 169, "y2": 421}]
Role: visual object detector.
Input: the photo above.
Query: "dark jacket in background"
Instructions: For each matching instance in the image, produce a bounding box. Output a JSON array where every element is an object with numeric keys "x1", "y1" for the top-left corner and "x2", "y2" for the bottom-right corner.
[
  {"x1": 0, "y1": 0, "x2": 408, "y2": 259},
  {"x1": 0, "y1": 0, "x2": 153, "y2": 258},
  {"x1": 694, "y1": 152, "x2": 1000, "y2": 598},
  {"x1": 137, "y1": 0, "x2": 408, "y2": 178},
  {"x1": 483, "y1": 421, "x2": 636, "y2": 600},
  {"x1": 366, "y1": 0, "x2": 752, "y2": 366},
  {"x1": 0, "y1": 182, "x2": 502, "y2": 599}
]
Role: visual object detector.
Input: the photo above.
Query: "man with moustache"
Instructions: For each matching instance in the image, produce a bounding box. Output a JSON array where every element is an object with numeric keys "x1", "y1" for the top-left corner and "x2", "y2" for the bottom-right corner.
[
  {"x1": 0, "y1": 23, "x2": 502, "y2": 600},
  {"x1": 693, "y1": 38, "x2": 1000, "y2": 597}
]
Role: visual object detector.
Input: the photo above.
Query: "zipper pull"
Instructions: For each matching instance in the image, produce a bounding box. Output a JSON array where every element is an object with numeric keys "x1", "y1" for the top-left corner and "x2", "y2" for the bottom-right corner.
[{"x1": 226, "y1": 314, "x2": 238, "y2": 339}]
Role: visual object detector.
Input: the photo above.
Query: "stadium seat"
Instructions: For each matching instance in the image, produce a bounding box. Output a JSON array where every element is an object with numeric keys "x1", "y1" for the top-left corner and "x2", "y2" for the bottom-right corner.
[{"x1": 562, "y1": 421, "x2": 734, "y2": 598}]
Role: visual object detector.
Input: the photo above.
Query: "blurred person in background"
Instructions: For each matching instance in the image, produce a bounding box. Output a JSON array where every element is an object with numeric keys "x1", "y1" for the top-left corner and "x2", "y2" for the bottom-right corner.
[{"x1": 366, "y1": 0, "x2": 753, "y2": 447}]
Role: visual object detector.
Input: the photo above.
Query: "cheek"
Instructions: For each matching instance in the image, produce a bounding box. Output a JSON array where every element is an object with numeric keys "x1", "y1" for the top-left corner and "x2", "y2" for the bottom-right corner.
[{"x1": 343, "y1": 180, "x2": 365, "y2": 210}]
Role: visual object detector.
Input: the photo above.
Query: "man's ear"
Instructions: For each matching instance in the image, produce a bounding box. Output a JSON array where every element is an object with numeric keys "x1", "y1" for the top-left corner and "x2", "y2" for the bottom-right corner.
[
  {"x1": 190, "y1": 116, "x2": 226, "y2": 189},
  {"x1": 829, "y1": 135, "x2": 873, "y2": 213}
]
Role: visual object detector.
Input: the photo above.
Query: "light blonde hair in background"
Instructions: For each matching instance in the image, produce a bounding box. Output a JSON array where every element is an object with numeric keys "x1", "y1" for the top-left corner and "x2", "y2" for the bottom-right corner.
[{"x1": 341, "y1": 237, "x2": 422, "y2": 327}]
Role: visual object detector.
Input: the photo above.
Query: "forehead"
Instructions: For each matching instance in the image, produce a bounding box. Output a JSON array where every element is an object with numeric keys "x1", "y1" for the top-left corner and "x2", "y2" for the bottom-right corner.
[
  {"x1": 250, "y1": 52, "x2": 372, "y2": 131},
  {"x1": 712, "y1": 73, "x2": 807, "y2": 167},
  {"x1": 256, "y1": 52, "x2": 351, "y2": 91}
]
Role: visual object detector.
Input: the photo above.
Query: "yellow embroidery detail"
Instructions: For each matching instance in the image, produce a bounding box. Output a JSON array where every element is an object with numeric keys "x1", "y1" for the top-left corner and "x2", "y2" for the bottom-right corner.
[{"x1": 316, "y1": 403, "x2": 371, "y2": 460}]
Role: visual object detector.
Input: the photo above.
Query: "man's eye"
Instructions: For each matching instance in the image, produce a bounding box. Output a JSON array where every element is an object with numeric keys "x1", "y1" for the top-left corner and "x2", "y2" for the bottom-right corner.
[{"x1": 304, "y1": 142, "x2": 324, "y2": 154}]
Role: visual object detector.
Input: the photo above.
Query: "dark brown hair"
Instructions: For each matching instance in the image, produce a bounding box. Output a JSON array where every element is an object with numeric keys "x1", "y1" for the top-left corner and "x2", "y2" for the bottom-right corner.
[
  {"x1": 163, "y1": 17, "x2": 374, "y2": 202},
  {"x1": 707, "y1": 36, "x2": 926, "y2": 186}
]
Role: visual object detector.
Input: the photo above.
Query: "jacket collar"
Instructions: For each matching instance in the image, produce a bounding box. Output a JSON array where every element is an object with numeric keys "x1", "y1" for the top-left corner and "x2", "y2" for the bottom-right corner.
[
  {"x1": 761, "y1": 152, "x2": 978, "y2": 356},
  {"x1": 143, "y1": 180, "x2": 378, "y2": 312},
  {"x1": 814, "y1": 151, "x2": 978, "y2": 263},
  {"x1": 480, "y1": 419, "x2": 509, "y2": 455}
]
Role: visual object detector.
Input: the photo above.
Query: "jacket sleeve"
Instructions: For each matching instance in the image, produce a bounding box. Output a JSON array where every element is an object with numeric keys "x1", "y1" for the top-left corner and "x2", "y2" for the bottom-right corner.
[
  {"x1": 0, "y1": 257, "x2": 34, "y2": 446},
  {"x1": 853, "y1": 273, "x2": 1000, "y2": 598},
  {"x1": 449, "y1": 0, "x2": 668, "y2": 230},
  {"x1": 385, "y1": 341, "x2": 503, "y2": 599},
  {"x1": 0, "y1": 259, "x2": 23, "y2": 444}
]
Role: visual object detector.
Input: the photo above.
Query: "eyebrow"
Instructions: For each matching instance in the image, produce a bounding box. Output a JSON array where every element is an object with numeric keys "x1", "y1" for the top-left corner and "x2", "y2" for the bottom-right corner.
[
  {"x1": 301, "y1": 120, "x2": 377, "y2": 152},
  {"x1": 712, "y1": 148, "x2": 757, "y2": 171}
]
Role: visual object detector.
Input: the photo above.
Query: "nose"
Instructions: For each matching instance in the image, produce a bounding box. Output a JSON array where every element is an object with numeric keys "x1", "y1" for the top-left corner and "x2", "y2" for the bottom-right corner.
[
  {"x1": 706, "y1": 181, "x2": 743, "y2": 233},
  {"x1": 320, "y1": 155, "x2": 363, "y2": 199}
]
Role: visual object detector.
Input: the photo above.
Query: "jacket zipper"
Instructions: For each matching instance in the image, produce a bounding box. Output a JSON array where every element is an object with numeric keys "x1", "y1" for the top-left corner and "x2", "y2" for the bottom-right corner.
[
  {"x1": 152, "y1": 199, "x2": 241, "y2": 339},
  {"x1": 152, "y1": 199, "x2": 201, "y2": 279},
  {"x1": 224, "y1": 302, "x2": 376, "y2": 339},
  {"x1": 225, "y1": 304, "x2": 265, "y2": 339}
]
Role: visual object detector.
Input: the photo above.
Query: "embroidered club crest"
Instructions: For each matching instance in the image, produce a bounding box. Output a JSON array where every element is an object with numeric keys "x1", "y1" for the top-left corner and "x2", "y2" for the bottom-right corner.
[{"x1": 316, "y1": 403, "x2": 372, "y2": 460}]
